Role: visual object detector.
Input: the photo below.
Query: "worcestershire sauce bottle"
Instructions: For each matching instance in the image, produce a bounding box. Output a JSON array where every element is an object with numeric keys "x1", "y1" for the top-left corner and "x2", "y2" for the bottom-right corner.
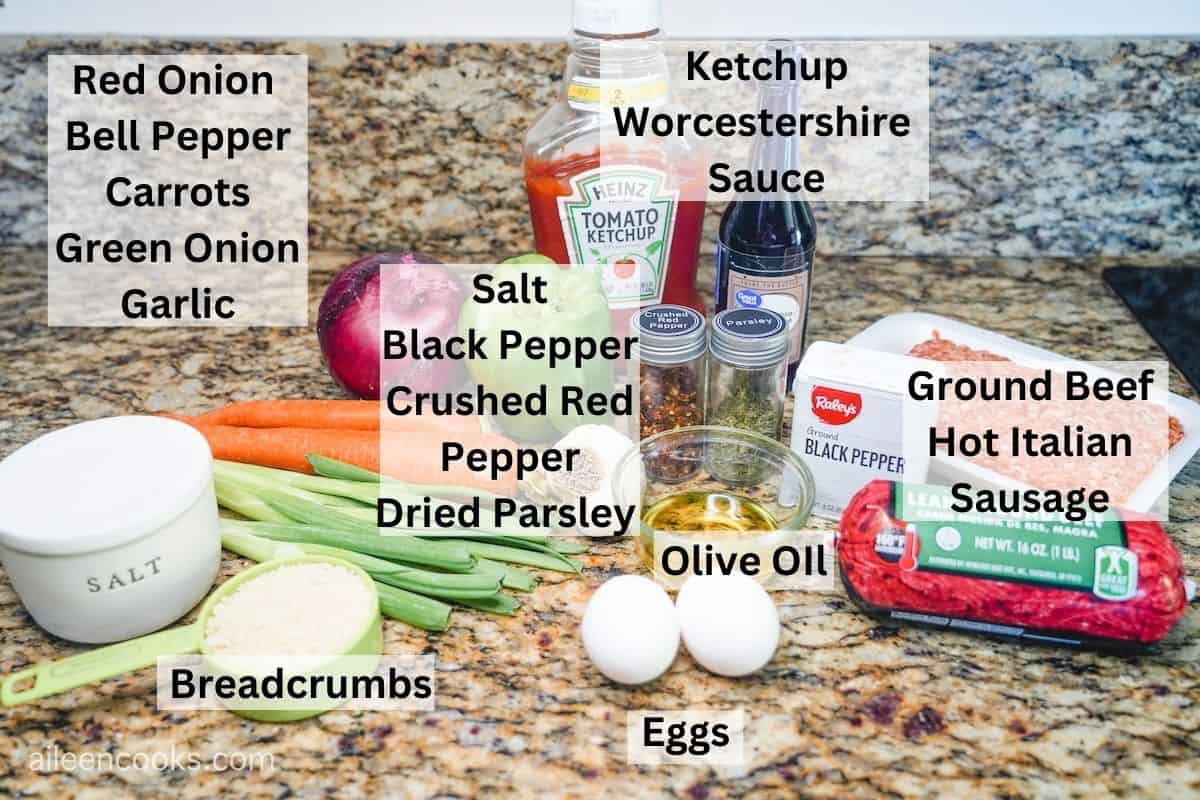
[{"x1": 713, "y1": 45, "x2": 817, "y2": 391}]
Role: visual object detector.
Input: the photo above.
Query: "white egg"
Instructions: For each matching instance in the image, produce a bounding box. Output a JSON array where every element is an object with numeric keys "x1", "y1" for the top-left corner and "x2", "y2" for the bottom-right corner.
[
  {"x1": 582, "y1": 575, "x2": 679, "y2": 685},
  {"x1": 676, "y1": 574, "x2": 780, "y2": 677}
]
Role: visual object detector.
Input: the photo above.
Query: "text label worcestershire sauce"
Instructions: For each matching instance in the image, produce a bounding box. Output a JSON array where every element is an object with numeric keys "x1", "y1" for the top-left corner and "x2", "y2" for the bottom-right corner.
[
  {"x1": 523, "y1": 0, "x2": 707, "y2": 317},
  {"x1": 714, "y1": 44, "x2": 817, "y2": 391}
]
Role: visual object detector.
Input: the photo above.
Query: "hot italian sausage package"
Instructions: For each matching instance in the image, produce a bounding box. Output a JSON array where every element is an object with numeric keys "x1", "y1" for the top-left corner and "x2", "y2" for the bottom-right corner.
[{"x1": 837, "y1": 480, "x2": 1193, "y2": 648}]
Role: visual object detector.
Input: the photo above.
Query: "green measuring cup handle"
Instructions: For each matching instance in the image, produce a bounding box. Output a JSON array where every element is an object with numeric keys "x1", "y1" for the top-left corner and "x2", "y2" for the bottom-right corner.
[{"x1": 1, "y1": 623, "x2": 202, "y2": 706}]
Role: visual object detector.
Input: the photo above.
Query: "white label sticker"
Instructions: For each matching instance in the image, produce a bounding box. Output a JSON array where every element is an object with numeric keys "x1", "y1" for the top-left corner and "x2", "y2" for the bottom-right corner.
[{"x1": 557, "y1": 165, "x2": 678, "y2": 308}]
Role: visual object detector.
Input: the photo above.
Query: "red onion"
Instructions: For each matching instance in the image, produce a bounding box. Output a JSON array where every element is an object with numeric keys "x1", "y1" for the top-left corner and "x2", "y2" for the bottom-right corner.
[{"x1": 316, "y1": 252, "x2": 465, "y2": 399}]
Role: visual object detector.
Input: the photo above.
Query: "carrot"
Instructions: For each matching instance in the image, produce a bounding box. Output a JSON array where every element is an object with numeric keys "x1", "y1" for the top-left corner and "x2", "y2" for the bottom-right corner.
[
  {"x1": 183, "y1": 399, "x2": 479, "y2": 437},
  {"x1": 180, "y1": 422, "x2": 517, "y2": 495}
]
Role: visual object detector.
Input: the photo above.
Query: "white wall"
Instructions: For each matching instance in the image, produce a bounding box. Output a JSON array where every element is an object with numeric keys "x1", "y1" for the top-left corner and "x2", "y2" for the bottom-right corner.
[{"x1": 5, "y1": 0, "x2": 1199, "y2": 38}]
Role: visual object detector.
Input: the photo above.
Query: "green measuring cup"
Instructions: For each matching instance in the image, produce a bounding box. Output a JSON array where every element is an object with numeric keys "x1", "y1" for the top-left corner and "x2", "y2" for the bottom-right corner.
[{"x1": 0, "y1": 555, "x2": 383, "y2": 722}]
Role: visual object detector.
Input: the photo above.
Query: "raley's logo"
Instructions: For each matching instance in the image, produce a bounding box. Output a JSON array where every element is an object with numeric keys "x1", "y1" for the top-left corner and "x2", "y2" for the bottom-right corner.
[{"x1": 811, "y1": 386, "x2": 862, "y2": 425}]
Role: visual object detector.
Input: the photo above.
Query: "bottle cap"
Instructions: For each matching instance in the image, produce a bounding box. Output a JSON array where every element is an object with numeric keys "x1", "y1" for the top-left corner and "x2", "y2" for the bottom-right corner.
[
  {"x1": 632, "y1": 304, "x2": 706, "y2": 365},
  {"x1": 710, "y1": 307, "x2": 788, "y2": 368},
  {"x1": 573, "y1": 0, "x2": 661, "y2": 36},
  {"x1": 757, "y1": 40, "x2": 801, "y2": 89}
]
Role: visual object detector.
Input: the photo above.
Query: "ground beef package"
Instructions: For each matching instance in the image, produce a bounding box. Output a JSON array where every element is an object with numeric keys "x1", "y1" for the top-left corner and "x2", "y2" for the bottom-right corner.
[{"x1": 838, "y1": 480, "x2": 1192, "y2": 648}]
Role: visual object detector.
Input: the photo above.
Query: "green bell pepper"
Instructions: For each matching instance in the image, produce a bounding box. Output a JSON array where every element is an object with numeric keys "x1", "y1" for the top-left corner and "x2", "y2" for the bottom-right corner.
[{"x1": 460, "y1": 254, "x2": 614, "y2": 442}]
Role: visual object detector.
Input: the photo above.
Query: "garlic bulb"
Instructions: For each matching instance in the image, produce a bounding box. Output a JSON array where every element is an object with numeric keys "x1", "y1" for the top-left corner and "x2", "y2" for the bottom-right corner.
[{"x1": 541, "y1": 424, "x2": 636, "y2": 535}]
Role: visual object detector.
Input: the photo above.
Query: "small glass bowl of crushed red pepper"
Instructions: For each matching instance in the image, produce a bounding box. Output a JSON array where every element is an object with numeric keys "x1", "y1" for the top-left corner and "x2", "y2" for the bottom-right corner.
[{"x1": 633, "y1": 305, "x2": 708, "y2": 481}]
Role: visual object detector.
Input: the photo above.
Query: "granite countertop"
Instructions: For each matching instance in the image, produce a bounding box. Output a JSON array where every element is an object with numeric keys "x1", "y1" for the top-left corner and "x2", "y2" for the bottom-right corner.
[
  {"x1": 0, "y1": 248, "x2": 1197, "y2": 798},
  {"x1": 4, "y1": 39, "x2": 1200, "y2": 260}
]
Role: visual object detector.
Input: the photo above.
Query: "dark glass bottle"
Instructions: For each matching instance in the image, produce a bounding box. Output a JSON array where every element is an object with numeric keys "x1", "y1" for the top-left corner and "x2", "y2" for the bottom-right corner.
[{"x1": 713, "y1": 50, "x2": 818, "y2": 391}]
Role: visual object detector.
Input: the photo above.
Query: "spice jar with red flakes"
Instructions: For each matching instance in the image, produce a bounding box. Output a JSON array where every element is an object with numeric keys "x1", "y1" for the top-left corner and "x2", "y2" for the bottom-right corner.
[{"x1": 633, "y1": 305, "x2": 709, "y2": 476}]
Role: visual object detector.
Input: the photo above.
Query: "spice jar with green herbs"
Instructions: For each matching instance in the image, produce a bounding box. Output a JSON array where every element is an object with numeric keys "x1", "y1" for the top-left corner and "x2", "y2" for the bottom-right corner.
[
  {"x1": 635, "y1": 305, "x2": 707, "y2": 481},
  {"x1": 706, "y1": 307, "x2": 788, "y2": 484}
]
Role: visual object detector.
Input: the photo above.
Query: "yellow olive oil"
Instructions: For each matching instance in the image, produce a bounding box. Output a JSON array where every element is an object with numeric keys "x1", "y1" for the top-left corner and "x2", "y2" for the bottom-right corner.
[{"x1": 638, "y1": 491, "x2": 778, "y2": 570}]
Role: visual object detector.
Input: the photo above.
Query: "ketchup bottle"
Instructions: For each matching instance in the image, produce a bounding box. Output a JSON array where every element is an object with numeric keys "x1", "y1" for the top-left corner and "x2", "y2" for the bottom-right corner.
[{"x1": 523, "y1": 0, "x2": 707, "y2": 318}]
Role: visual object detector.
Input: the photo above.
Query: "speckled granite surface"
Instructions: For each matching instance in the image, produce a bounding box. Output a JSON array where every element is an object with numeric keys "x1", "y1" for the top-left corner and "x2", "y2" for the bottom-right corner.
[
  {"x1": 1, "y1": 38, "x2": 1198, "y2": 257},
  {"x1": 0, "y1": 249, "x2": 1197, "y2": 798}
]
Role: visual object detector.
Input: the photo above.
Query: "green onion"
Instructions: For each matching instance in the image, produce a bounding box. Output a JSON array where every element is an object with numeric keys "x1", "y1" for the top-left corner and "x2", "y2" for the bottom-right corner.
[
  {"x1": 310, "y1": 492, "x2": 368, "y2": 509},
  {"x1": 216, "y1": 461, "x2": 380, "y2": 506},
  {"x1": 467, "y1": 532, "x2": 551, "y2": 545},
  {"x1": 218, "y1": 460, "x2": 430, "y2": 509},
  {"x1": 376, "y1": 583, "x2": 453, "y2": 631},
  {"x1": 455, "y1": 535, "x2": 591, "y2": 571},
  {"x1": 452, "y1": 593, "x2": 521, "y2": 616},
  {"x1": 218, "y1": 461, "x2": 557, "y2": 542},
  {"x1": 253, "y1": 486, "x2": 381, "y2": 532},
  {"x1": 441, "y1": 539, "x2": 582, "y2": 574},
  {"x1": 239, "y1": 465, "x2": 378, "y2": 505},
  {"x1": 549, "y1": 539, "x2": 590, "y2": 555},
  {"x1": 306, "y1": 454, "x2": 382, "y2": 482},
  {"x1": 472, "y1": 558, "x2": 537, "y2": 592},
  {"x1": 307, "y1": 454, "x2": 504, "y2": 505},
  {"x1": 214, "y1": 477, "x2": 292, "y2": 523},
  {"x1": 222, "y1": 517, "x2": 476, "y2": 573},
  {"x1": 216, "y1": 468, "x2": 364, "y2": 522},
  {"x1": 221, "y1": 524, "x2": 299, "y2": 562},
  {"x1": 336, "y1": 503, "x2": 534, "y2": 539},
  {"x1": 457, "y1": 534, "x2": 559, "y2": 551}
]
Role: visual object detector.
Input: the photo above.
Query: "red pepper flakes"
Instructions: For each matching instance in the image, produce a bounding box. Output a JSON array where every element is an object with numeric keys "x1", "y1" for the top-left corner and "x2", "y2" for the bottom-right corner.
[
  {"x1": 640, "y1": 363, "x2": 704, "y2": 481},
  {"x1": 640, "y1": 364, "x2": 702, "y2": 439}
]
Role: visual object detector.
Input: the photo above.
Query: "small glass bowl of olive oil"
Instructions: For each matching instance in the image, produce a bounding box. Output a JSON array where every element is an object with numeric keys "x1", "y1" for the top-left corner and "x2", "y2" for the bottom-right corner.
[
  {"x1": 614, "y1": 425, "x2": 815, "y2": 578},
  {"x1": 642, "y1": 491, "x2": 779, "y2": 537}
]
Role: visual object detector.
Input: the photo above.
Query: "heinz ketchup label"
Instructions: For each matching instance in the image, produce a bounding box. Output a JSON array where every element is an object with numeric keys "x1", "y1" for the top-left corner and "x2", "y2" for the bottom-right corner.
[{"x1": 555, "y1": 165, "x2": 679, "y2": 308}]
